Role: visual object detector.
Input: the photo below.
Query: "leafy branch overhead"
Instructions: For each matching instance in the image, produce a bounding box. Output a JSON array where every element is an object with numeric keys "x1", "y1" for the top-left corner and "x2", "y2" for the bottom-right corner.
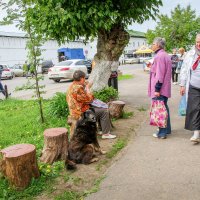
[
  {"x1": 1, "y1": 0, "x2": 163, "y2": 91},
  {"x1": 24, "y1": 0, "x2": 162, "y2": 44},
  {"x1": 145, "y1": 5, "x2": 200, "y2": 51},
  {"x1": 0, "y1": 0, "x2": 46, "y2": 122}
]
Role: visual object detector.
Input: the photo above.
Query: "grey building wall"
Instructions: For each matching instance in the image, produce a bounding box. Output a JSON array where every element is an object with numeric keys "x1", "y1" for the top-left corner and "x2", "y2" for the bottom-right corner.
[{"x1": 0, "y1": 32, "x2": 146, "y2": 66}]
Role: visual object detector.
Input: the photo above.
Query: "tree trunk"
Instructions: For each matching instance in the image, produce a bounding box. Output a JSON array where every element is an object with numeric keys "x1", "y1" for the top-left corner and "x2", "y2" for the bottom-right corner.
[
  {"x1": 0, "y1": 144, "x2": 40, "y2": 189},
  {"x1": 40, "y1": 128, "x2": 68, "y2": 164},
  {"x1": 89, "y1": 23, "x2": 130, "y2": 91},
  {"x1": 108, "y1": 100, "x2": 126, "y2": 118}
]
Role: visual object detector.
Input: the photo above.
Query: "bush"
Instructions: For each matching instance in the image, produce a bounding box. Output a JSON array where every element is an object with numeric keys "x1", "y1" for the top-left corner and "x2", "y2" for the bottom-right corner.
[
  {"x1": 47, "y1": 92, "x2": 69, "y2": 118},
  {"x1": 94, "y1": 87, "x2": 119, "y2": 103}
]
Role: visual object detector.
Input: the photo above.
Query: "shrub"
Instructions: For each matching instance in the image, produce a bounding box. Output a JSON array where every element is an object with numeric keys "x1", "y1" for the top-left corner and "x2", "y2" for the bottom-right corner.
[
  {"x1": 94, "y1": 87, "x2": 119, "y2": 103},
  {"x1": 47, "y1": 92, "x2": 69, "y2": 118}
]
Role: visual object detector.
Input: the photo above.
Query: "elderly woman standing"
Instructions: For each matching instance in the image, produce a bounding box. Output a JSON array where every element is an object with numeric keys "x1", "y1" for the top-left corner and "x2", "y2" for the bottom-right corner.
[
  {"x1": 148, "y1": 37, "x2": 172, "y2": 139},
  {"x1": 180, "y1": 33, "x2": 200, "y2": 143}
]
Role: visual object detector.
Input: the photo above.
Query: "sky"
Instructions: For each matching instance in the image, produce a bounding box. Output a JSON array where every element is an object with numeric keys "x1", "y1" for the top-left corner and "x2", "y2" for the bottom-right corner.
[
  {"x1": 0, "y1": 0, "x2": 199, "y2": 33},
  {"x1": 130, "y1": 0, "x2": 199, "y2": 32}
]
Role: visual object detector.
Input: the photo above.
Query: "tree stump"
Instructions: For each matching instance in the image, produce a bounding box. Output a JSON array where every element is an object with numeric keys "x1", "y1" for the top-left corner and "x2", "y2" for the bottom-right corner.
[
  {"x1": 108, "y1": 100, "x2": 126, "y2": 118},
  {"x1": 0, "y1": 144, "x2": 40, "y2": 189},
  {"x1": 118, "y1": 70, "x2": 123, "y2": 76},
  {"x1": 40, "y1": 127, "x2": 68, "y2": 164}
]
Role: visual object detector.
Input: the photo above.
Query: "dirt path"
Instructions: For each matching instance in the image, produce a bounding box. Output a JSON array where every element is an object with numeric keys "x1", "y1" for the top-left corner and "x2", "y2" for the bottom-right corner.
[{"x1": 86, "y1": 68, "x2": 200, "y2": 200}]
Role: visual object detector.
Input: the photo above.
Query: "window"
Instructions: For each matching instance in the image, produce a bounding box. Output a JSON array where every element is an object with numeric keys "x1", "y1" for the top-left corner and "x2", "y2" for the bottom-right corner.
[
  {"x1": 75, "y1": 60, "x2": 84, "y2": 65},
  {"x1": 56, "y1": 61, "x2": 72, "y2": 66}
]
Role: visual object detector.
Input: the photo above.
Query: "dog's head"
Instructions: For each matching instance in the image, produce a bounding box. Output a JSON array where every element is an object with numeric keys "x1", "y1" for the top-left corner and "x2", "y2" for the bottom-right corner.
[{"x1": 83, "y1": 109, "x2": 96, "y2": 123}]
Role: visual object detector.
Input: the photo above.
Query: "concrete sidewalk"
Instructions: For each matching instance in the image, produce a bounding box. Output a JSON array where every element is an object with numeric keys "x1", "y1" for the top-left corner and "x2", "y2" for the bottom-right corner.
[{"x1": 87, "y1": 68, "x2": 200, "y2": 200}]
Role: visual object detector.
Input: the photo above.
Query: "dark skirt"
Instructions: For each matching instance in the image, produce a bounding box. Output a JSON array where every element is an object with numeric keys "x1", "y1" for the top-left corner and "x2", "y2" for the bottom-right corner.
[{"x1": 185, "y1": 85, "x2": 200, "y2": 131}]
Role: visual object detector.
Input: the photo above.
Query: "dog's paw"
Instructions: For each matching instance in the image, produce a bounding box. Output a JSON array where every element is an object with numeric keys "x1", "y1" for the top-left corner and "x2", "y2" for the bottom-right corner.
[
  {"x1": 90, "y1": 157, "x2": 99, "y2": 163},
  {"x1": 100, "y1": 150, "x2": 107, "y2": 155},
  {"x1": 65, "y1": 160, "x2": 77, "y2": 170}
]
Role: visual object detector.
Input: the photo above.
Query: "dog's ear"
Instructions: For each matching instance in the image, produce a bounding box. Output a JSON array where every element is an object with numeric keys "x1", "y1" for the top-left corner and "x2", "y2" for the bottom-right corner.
[
  {"x1": 81, "y1": 112, "x2": 85, "y2": 119},
  {"x1": 83, "y1": 111, "x2": 88, "y2": 119},
  {"x1": 90, "y1": 107, "x2": 95, "y2": 114}
]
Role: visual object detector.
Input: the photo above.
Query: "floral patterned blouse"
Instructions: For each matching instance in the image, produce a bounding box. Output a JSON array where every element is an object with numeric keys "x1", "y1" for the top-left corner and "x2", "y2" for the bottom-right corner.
[{"x1": 66, "y1": 81, "x2": 94, "y2": 119}]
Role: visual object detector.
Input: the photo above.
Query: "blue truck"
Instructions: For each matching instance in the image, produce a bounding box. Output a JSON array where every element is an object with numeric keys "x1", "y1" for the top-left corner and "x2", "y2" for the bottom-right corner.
[{"x1": 58, "y1": 48, "x2": 85, "y2": 62}]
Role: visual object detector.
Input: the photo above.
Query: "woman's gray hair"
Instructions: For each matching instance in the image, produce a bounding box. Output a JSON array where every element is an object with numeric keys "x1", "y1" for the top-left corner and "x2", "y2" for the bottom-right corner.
[
  {"x1": 196, "y1": 33, "x2": 200, "y2": 39},
  {"x1": 73, "y1": 70, "x2": 86, "y2": 81},
  {"x1": 153, "y1": 37, "x2": 166, "y2": 49}
]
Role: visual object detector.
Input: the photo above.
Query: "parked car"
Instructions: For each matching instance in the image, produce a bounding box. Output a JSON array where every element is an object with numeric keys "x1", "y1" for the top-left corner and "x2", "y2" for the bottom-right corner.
[
  {"x1": 124, "y1": 54, "x2": 140, "y2": 64},
  {"x1": 84, "y1": 59, "x2": 92, "y2": 74},
  {"x1": 143, "y1": 58, "x2": 154, "y2": 72},
  {"x1": 0, "y1": 64, "x2": 13, "y2": 79},
  {"x1": 9, "y1": 64, "x2": 24, "y2": 77},
  {"x1": 48, "y1": 59, "x2": 88, "y2": 82},
  {"x1": 41, "y1": 60, "x2": 54, "y2": 74},
  {"x1": 139, "y1": 56, "x2": 153, "y2": 63}
]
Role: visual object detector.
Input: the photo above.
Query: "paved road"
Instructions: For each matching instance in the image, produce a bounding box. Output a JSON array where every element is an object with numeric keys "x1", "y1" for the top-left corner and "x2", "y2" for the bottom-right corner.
[
  {"x1": 0, "y1": 64, "x2": 142, "y2": 99},
  {"x1": 86, "y1": 68, "x2": 200, "y2": 200}
]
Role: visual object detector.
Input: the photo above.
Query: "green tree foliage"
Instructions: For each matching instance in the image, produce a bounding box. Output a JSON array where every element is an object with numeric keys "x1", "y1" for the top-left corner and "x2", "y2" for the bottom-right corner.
[
  {"x1": 26, "y1": 0, "x2": 162, "y2": 43},
  {"x1": 0, "y1": 0, "x2": 45, "y2": 122},
  {"x1": 94, "y1": 86, "x2": 119, "y2": 103},
  {"x1": 1, "y1": 0, "x2": 162, "y2": 91},
  {"x1": 47, "y1": 92, "x2": 69, "y2": 118},
  {"x1": 146, "y1": 5, "x2": 200, "y2": 51},
  {"x1": 19, "y1": 0, "x2": 162, "y2": 91}
]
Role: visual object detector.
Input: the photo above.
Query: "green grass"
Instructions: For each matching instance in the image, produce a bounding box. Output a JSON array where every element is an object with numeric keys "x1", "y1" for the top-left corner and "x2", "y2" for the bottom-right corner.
[
  {"x1": 54, "y1": 176, "x2": 106, "y2": 200},
  {"x1": 121, "y1": 111, "x2": 134, "y2": 119},
  {"x1": 0, "y1": 99, "x2": 68, "y2": 199},
  {"x1": 0, "y1": 99, "x2": 131, "y2": 199},
  {"x1": 137, "y1": 106, "x2": 147, "y2": 112},
  {"x1": 83, "y1": 176, "x2": 106, "y2": 196},
  {"x1": 106, "y1": 138, "x2": 127, "y2": 159},
  {"x1": 54, "y1": 191, "x2": 82, "y2": 200},
  {"x1": 96, "y1": 160, "x2": 109, "y2": 171},
  {"x1": 0, "y1": 99, "x2": 68, "y2": 152},
  {"x1": 118, "y1": 74, "x2": 134, "y2": 81}
]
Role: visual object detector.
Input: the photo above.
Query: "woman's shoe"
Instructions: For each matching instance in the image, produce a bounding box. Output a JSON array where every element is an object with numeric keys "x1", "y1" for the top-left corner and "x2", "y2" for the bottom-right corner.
[
  {"x1": 190, "y1": 137, "x2": 200, "y2": 143},
  {"x1": 153, "y1": 133, "x2": 167, "y2": 139},
  {"x1": 102, "y1": 133, "x2": 116, "y2": 139},
  {"x1": 153, "y1": 133, "x2": 158, "y2": 138},
  {"x1": 97, "y1": 131, "x2": 103, "y2": 136}
]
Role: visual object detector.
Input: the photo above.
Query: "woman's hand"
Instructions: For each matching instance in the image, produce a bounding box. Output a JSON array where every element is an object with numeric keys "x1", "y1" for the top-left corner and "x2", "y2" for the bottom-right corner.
[
  {"x1": 154, "y1": 92, "x2": 160, "y2": 97},
  {"x1": 87, "y1": 81, "x2": 93, "y2": 89},
  {"x1": 180, "y1": 86, "x2": 185, "y2": 96}
]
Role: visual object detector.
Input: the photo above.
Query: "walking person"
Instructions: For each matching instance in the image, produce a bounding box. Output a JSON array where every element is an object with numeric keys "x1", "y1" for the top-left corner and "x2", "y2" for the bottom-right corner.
[
  {"x1": 0, "y1": 65, "x2": 6, "y2": 97},
  {"x1": 23, "y1": 61, "x2": 28, "y2": 78},
  {"x1": 176, "y1": 48, "x2": 186, "y2": 84},
  {"x1": 148, "y1": 37, "x2": 172, "y2": 139},
  {"x1": 180, "y1": 33, "x2": 200, "y2": 143},
  {"x1": 171, "y1": 48, "x2": 179, "y2": 84},
  {"x1": 30, "y1": 64, "x2": 35, "y2": 78}
]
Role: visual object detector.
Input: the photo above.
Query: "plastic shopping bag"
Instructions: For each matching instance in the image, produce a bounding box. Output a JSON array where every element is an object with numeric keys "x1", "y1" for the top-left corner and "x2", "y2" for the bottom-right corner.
[
  {"x1": 150, "y1": 100, "x2": 168, "y2": 128},
  {"x1": 178, "y1": 95, "x2": 186, "y2": 116}
]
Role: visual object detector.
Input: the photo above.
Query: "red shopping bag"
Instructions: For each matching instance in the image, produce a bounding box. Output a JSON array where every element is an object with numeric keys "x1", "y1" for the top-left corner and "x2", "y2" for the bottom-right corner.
[{"x1": 150, "y1": 100, "x2": 168, "y2": 128}]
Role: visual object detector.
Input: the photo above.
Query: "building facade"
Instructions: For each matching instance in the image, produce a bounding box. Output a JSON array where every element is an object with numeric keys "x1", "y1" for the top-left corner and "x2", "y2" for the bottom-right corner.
[{"x1": 0, "y1": 31, "x2": 146, "y2": 66}]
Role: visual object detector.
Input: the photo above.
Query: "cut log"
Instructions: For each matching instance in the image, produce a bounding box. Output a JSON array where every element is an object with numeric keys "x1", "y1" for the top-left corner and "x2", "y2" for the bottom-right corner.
[
  {"x1": 108, "y1": 100, "x2": 126, "y2": 118},
  {"x1": 0, "y1": 144, "x2": 40, "y2": 189},
  {"x1": 40, "y1": 127, "x2": 68, "y2": 164},
  {"x1": 118, "y1": 70, "x2": 123, "y2": 76}
]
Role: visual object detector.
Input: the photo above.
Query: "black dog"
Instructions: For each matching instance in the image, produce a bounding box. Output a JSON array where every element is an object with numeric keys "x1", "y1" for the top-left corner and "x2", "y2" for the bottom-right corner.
[{"x1": 66, "y1": 109, "x2": 104, "y2": 170}]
